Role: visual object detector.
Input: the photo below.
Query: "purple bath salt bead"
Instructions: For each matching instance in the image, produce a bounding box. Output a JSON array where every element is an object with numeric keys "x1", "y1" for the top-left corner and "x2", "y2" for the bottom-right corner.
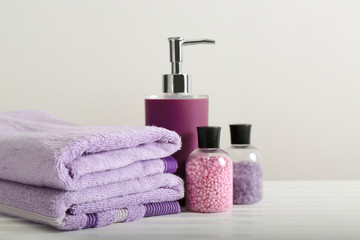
[{"x1": 233, "y1": 161, "x2": 263, "y2": 204}]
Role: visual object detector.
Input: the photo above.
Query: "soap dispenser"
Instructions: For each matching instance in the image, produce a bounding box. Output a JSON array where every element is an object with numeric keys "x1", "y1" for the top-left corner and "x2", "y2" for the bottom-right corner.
[{"x1": 145, "y1": 37, "x2": 215, "y2": 181}]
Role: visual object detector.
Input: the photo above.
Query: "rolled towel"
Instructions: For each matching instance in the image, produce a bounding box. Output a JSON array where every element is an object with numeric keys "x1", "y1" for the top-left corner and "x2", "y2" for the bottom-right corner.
[
  {"x1": 0, "y1": 173, "x2": 184, "y2": 230},
  {"x1": 0, "y1": 110, "x2": 181, "y2": 190}
]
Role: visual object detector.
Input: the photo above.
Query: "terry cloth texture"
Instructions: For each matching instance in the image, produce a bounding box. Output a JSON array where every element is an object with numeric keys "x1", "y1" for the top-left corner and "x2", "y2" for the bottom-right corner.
[
  {"x1": 0, "y1": 173, "x2": 183, "y2": 230},
  {"x1": 0, "y1": 110, "x2": 184, "y2": 230},
  {"x1": 0, "y1": 110, "x2": 181, "y2": 190}
]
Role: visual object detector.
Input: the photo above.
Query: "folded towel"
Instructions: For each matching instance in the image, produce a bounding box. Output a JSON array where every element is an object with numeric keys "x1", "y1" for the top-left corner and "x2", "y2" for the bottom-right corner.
[
  {"x1": 0, "y1": 173, "x2": 184, "y2": 230},
  {"x1": 0, "y1": 110, "x2": 181, "y2": 190}
]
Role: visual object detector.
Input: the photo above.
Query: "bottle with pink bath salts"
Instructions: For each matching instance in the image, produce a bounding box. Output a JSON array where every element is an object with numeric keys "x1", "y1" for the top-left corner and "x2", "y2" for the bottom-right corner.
[
  {"x1": 145, "y1": 37, "x2": 215, "y2": 181},
  {"x1": 226, "y1": 124, "x2": 263, "y2": 204},
  {"x1": 186, "y1": 126, "x2": 233, "y2": 213}
]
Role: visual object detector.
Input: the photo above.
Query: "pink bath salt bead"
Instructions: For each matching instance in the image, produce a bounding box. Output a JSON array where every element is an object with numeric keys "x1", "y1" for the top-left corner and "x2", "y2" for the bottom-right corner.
[{"x1": 186, "y1": 153, "x2": 233, "y2": 213}]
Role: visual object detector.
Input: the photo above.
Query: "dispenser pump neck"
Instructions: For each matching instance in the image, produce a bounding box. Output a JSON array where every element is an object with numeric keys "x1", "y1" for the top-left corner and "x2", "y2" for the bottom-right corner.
[{"x1": 163, "y1": 37, "x2": 215, "y2": 94}]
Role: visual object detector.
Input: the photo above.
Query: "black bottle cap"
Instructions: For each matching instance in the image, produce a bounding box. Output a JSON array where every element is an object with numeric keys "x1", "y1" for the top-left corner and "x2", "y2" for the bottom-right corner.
[
  {"x1": 197, "y1": 126, "x2": 221, "y2": 148},
  {"x1": 229, "y1": 124, "x2": 251, "y2": 144}
]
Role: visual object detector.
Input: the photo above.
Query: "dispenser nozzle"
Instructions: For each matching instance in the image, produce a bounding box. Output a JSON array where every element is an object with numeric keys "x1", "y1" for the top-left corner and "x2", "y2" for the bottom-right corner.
[{"x1": 168, "y1": 37, "x2": 215, "y2": 74}]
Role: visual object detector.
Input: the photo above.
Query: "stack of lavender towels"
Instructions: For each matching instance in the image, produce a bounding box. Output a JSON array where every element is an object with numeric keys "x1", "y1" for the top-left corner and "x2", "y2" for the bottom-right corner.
[{"x1": 0, "y1": 110, "x2": 184, "y2": 230}]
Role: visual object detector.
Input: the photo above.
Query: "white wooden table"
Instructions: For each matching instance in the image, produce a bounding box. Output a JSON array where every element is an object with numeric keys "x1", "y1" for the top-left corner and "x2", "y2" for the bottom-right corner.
[{"x1": 1, "y1": 181, "x2": 359, "y2": 240}]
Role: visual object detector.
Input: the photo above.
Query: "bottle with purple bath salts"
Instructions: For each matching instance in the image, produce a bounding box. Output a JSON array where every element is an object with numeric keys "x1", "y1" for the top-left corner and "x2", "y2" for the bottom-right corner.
[
  {"x1": 226, "y1": 124, "x2": 263, "y2": 204},
  {"x1": 186, "y1": 126, "x2": 233, "y2": 213}
]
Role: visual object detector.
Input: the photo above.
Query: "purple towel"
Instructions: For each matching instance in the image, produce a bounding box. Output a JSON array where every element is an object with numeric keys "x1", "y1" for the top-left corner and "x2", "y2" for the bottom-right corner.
[
  {"x1": 0, "y1": 110, "x2": 181, "y2": 190},
  {"x1": 0, "y1": 173, "x2": 184, "y2": 230}
]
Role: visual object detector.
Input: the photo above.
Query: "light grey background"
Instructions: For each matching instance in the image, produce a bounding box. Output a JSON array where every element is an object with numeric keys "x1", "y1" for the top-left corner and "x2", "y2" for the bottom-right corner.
[{"x1": 1, "y1": 0, "x2": 359, "y2": 180}]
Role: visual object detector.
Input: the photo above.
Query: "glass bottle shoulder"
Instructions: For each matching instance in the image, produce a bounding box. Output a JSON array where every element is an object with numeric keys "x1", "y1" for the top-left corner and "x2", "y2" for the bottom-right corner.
[
  {"x1": 187, "y1": 148, "x2": 230, "y2": 160},
  {"x1": 186, "y1": 148, "x2": 232, "y2": 169},
  {"x1": 225, "y1": 144, "x2": 261, "y2": 163},
  {"x1": 145, "y1": 93, "x2": 208, "y2": 99}
]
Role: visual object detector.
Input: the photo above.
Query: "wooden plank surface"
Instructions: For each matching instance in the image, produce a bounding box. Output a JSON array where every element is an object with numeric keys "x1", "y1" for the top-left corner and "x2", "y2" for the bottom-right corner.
[{"x1": 1, "y1": 181, "x2": 359, "y2": 240}]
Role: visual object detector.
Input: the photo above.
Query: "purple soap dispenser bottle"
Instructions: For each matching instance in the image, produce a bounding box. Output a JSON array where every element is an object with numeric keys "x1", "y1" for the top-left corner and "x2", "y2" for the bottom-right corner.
[{"x1": 145, "y1": 37, "x2": 215, "y2": 181}]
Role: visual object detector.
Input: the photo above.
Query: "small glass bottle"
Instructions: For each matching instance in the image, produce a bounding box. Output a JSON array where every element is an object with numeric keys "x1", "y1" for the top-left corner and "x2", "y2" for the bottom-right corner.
[
  {"x1": 226, "y1": 124, "x2": 263, "y2": 204},
  {"x1": 186, "y1": 126, "x2": 233, "y2": 213}
]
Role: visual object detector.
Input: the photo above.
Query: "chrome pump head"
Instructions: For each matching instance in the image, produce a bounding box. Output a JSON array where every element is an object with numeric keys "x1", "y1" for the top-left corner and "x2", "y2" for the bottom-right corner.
[{"x1": 163, "y1": 37, "x2": 215, "y2": 94}]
